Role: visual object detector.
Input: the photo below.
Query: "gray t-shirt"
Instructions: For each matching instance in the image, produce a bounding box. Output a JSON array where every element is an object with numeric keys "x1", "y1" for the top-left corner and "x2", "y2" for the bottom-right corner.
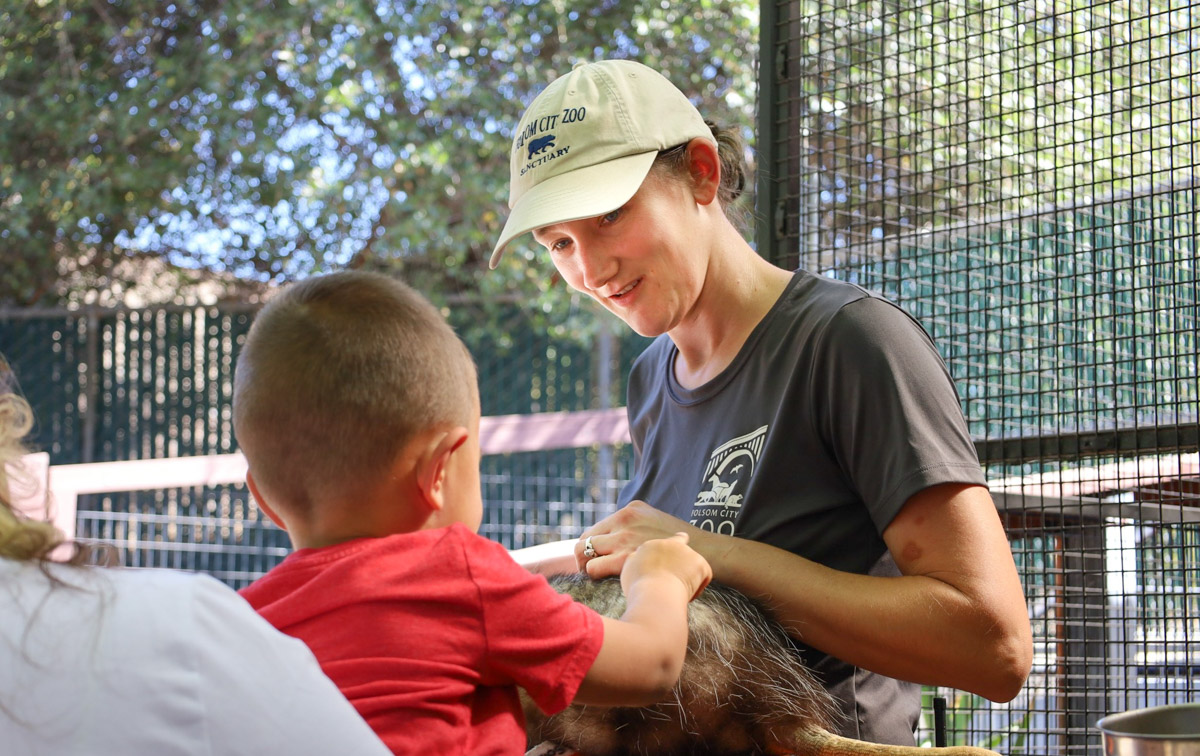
[{"x1": 620, "y1": 269, "x2": 986, "y2": 745}]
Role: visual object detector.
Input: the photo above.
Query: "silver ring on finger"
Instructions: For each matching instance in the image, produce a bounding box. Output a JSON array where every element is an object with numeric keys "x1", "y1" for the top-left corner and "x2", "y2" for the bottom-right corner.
[{"x1": 582, "y1": 536, "x2": 597, "y2": 559}]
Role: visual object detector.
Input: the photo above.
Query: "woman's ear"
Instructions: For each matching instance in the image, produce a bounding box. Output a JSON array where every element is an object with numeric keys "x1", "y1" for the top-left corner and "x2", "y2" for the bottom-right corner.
[
  {"x1": 414, "y1": 426, "x2": 470, "y2": 513},
  {"x1": 686, "y1": 137, "x2": 721, "y2": 206}
]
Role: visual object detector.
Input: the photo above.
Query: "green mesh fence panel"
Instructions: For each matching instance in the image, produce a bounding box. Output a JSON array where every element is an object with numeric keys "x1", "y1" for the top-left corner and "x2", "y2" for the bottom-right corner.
[
  {"x1": 761, "y1": 1, "x2": 1199, "y2": 752},
  {"x1": 0, "y1": 302, "x2": 648, "y2": 589}
]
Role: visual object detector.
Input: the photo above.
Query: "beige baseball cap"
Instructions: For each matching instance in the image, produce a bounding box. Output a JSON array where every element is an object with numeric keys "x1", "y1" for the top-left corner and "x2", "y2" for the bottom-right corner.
[{"x1": 489, "y1": 59, "x2": 716, "y2": 269}]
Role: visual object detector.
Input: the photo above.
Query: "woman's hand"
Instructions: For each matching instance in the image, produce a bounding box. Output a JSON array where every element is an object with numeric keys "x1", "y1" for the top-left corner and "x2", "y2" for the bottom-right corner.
[{"x1": 575, "y1": 501, "x2": 708, "y2": 578}]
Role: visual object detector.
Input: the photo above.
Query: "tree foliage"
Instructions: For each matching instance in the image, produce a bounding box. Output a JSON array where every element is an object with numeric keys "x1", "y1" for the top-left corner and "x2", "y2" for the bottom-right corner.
[
  {"x1": 1, "y1": 0, "x2": 758, "y2": 324},
  {"x1": 789, "y1": 1, "x2": 1190, "y2": 252}
]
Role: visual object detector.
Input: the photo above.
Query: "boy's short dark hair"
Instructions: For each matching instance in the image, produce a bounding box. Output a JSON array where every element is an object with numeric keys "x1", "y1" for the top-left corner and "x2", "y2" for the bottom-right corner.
[{"x1": 233, "y1": 271, "x2": 477, "y2": 514}]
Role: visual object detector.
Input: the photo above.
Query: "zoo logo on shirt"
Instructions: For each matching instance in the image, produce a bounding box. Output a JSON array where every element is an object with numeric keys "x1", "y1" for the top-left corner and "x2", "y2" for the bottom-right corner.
[{"x1": 689, "y1": 425, "x2": 767, "y2": 536}]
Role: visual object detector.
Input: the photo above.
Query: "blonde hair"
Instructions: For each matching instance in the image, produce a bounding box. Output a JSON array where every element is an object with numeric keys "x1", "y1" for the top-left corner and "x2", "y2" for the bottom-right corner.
[
  {"x1": 0, "y1": 373, "x2": 87, "y2": 565},
  {"x1": 233, "y1": 271, "x2": 478, "y2": 515}
]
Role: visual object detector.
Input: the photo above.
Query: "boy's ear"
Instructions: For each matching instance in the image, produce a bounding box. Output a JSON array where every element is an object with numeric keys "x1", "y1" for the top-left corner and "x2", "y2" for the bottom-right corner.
[
  {"x1": 414, "y1": 426, "x2": 470, "y2": 512},
  {"x1": 686, "y1": 137, "x2": 721, "y2": 206},
  {"x1": 246, "y1": 470, "x2": 287, "y2": 531}
]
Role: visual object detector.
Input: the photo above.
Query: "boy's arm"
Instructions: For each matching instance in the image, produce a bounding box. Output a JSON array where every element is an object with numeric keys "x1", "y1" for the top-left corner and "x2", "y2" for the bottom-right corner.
[{"x1": 571, "y1": 533, "x2": 711, "y2": 706}]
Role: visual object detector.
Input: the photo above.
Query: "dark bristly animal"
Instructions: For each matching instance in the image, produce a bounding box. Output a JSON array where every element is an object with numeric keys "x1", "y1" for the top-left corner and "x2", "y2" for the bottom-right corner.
[{"x1": 523, "y1": 574, "x2": 1001, "y2": 756}]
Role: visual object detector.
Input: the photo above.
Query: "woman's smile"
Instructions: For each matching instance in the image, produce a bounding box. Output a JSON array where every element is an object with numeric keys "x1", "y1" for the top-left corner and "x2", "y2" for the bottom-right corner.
[{"x1": 608, "y1": 277, "x2": 643, "y2": 303}]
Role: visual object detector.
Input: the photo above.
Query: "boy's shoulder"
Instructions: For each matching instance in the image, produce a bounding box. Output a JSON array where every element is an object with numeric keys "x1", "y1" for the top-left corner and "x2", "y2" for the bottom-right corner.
[
  {"x1": 238, "y1": 524, "x2": 599, "y2": 652},
  {"x1": 238, "y1": 524, "x2": 519, "y2": 602}
]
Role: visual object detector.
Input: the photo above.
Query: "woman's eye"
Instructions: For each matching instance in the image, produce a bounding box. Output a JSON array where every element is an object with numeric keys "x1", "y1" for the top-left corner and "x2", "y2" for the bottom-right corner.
[
  {"x1": 600, "y1": 208, "x2": 621, "y2": 225},
  {"x1": 550, "y1": 238, "x2": 570, "y2": 253}
]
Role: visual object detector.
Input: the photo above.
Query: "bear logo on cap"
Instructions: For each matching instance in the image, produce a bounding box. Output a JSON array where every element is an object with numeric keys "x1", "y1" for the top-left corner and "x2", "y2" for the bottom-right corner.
[{"x1": 527, "y1": 134, "x2": 557, "y2": 159}]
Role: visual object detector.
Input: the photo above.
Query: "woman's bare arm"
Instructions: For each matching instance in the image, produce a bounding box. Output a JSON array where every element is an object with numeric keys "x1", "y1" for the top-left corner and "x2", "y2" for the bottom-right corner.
[{"x1": 577, "y1": 484, "x2": 1032, "y2": 702}]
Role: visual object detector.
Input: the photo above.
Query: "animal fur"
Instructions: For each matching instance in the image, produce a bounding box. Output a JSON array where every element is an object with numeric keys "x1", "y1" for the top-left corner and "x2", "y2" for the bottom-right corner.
[{"x1": 524, "y1": 574, "x2": 1000, "y2": 756}]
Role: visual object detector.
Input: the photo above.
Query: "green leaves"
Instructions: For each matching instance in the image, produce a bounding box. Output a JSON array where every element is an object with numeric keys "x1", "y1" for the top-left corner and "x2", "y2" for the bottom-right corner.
[{"x1": 2, "y1": 0, "x2": 758, "y2": 334}]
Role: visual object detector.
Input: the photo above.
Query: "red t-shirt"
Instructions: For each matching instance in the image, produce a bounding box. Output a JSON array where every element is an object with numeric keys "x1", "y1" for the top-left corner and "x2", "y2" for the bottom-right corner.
[{"x1": 239, "y1": 524, "x2": 604, "y2": 755}]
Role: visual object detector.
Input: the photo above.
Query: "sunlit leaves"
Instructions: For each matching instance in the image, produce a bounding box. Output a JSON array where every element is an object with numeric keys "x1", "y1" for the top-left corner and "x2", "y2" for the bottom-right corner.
[{"x1": 2, "y1": 0, "x2": 758, "y2": 328}]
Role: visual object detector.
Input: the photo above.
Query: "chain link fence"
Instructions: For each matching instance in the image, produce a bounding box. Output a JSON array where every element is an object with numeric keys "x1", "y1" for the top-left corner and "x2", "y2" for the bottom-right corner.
[
  {"x1": 760, "y1": 1, "x2": 1199, "y2": 751},
  {"x1": 0, "y1": 301, "x2": 649, "y2": 587}
]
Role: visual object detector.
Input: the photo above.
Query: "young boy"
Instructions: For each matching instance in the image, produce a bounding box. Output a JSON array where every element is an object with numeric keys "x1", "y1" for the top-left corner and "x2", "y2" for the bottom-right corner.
[{"x1": 234, "y1": 271, "x2": 712, "y2": 755}]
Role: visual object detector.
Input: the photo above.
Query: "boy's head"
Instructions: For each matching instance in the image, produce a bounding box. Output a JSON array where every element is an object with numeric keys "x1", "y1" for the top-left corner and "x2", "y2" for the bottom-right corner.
[{"x1": 233, "y1": 271, "x2": 482, "y2": 544}]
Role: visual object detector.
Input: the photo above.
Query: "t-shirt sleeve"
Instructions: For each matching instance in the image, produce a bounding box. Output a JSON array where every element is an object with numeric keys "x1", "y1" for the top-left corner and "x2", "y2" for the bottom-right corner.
[
  {"x1": 189, "y1": 574, "x2": 392, "y2": 755},
  {"x1": 813, "y1": 296, "x2": 987, "y2": 532},
  {"x1": 464, "y1": 537, "x2": 605, "y2": 716}
]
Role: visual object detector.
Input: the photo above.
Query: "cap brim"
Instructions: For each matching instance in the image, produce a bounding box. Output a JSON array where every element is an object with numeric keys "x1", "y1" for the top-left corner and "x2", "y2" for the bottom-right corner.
[{"x1": 489, "y1": 151, "x2": 658, "y2": 269}]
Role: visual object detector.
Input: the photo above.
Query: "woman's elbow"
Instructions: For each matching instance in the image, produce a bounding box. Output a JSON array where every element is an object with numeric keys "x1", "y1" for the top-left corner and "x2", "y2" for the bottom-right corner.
[{"x1": 978, "y1": 627, "x2": 1034, "y2": 703}]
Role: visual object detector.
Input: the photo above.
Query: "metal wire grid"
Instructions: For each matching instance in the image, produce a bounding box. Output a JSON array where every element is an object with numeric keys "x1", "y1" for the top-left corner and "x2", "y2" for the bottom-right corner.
[
  {"x1": 0, "y1": 303, "x2": 638, "y2": 589},
  {"x1": 763, "y1": 0, "x2": 1199, "y2": 751},
  {"x1": 1, "y1": 1, "x2": 1194, "y2": 747}
]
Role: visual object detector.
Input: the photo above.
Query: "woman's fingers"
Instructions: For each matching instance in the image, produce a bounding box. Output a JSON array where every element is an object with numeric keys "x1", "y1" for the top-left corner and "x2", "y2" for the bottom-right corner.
[{"x1": 584, "y1": 551, "x2": 626, "y2": 579}]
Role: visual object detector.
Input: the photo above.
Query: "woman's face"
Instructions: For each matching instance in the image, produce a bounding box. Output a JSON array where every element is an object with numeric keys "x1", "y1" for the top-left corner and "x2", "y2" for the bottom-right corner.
[{"x1": 532, "y1": 171, "x2": 708, "y2": 338}]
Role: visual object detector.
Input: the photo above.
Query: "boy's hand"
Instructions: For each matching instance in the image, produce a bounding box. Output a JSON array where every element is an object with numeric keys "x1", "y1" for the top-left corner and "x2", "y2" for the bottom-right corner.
[
  {"x1": 621, "y1": 532, "x2": 712, "y2": 601},
  {"x1": 573, "y1": 532, "x2": 711, "y2": 706}
]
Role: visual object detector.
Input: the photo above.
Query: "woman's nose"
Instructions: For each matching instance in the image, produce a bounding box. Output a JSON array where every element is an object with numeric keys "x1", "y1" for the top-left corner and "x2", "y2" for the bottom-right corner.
[{"x1": 577, "y1": 244, "x2": 616, "y2": 292}]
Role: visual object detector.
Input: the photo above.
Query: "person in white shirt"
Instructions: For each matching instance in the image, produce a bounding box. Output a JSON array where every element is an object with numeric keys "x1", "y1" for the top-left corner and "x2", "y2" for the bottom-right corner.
[{"x1": 0, "y1": 355, "x2": 390, "y2": 756}]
